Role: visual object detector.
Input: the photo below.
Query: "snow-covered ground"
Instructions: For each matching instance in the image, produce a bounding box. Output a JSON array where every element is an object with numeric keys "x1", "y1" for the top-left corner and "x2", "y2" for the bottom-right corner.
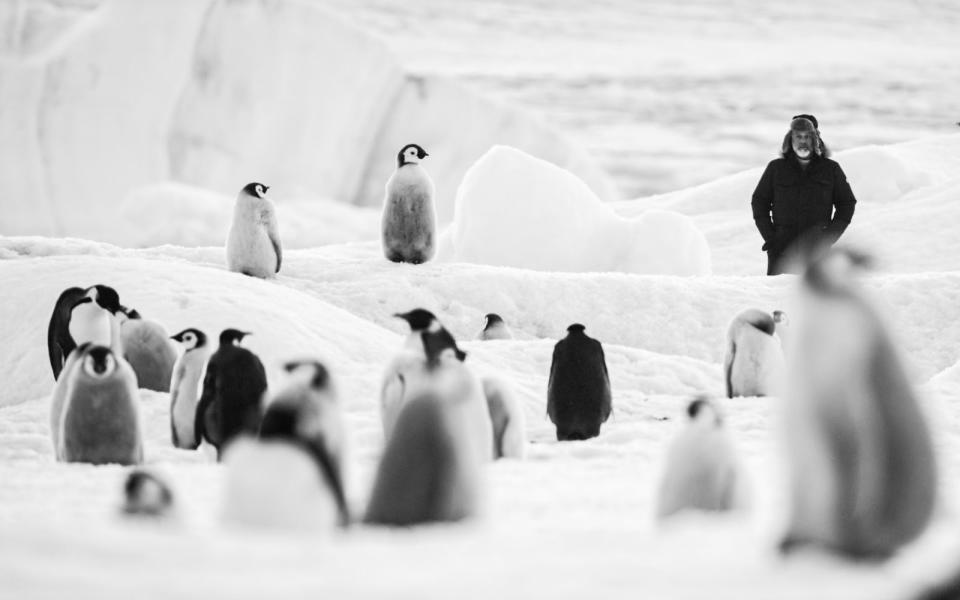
[
  {"x1": 3, "y1": 132, "x2": 960, "y2": 597},
  {"x1": 3, "y1": 1, "x2": 960, "y2": 598}
]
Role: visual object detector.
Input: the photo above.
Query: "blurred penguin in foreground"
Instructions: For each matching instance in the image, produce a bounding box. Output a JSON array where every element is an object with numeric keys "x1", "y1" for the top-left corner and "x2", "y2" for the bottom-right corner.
[{"x1": 780, "y1": 248, "x2": 936, "y2": 560}]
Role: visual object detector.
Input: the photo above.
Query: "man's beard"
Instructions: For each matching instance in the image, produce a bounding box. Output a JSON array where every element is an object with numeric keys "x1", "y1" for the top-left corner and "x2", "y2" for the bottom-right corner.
[{"x1": 794, "y1": 145, "x2": 812, "y2": 159}]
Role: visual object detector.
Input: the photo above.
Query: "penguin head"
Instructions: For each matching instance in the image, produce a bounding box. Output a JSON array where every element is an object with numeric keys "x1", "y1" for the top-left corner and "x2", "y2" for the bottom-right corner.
[
  {"x1": 83, "y1": 284, "x2": 122, "y2": 314},
  {"x1": 566, "y1": 323, "x2": 587, "y2": 335},
  {"x1": 241, "y1": 182, "x2": 270, "y2": 199},
  {"x1": 123, "y1": 470, "x2": 173, "y2": 517},
  {"x1": 687, "y1": 396, "x2": 722, "y2": 426},
  {"x1": 394, "y1": 308, "x2": 439, "y2": 333},
  {"x1": 483, "y1": 313, "x2": 504, "y2": 330},
  {"x1": 81, "y1": 345, "x2": 118, "y2": 379},
  {"x1": 171, "y1": 328, "x2": 207, "y2": 351},
  {"x1": 283, "y1": 359, "x2": 330, "y2": 390},
  {"x1": 803, "y1": 247, "x2": 873, "y2": 296},
  {"x1": 219, "y1": 328, "x2": 251, "y2": 346},
  {"x1": 772, "y1": 310, "x2": 789, "y2": 325},
  {"x1": 397, "y1": 143, "x2": 429, "y2": 168}
]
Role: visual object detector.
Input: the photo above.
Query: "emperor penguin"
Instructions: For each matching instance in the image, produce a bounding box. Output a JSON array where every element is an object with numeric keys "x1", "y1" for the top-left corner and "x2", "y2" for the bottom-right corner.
[
  {"x1": 482, "y1": 376, "x2": 527, "y2": 459},
  {"x1": 547, "y1": 324, "x2": 612, "y2": 441},
  {"x1": 120, "y1": 316, "x2": 177, "y2": 392},
  {"x1": 222, "y1": 360, "x2": 349, "y2": 530},
  {"x1": 194, "y1": 329, "x2": 267, "y2": 460},
  {"x1": 226, "y1": 182, "x2": 282, "y2": 278},
  {"x1": 54, "y1": 344, "x2": 142, "y2": 465},
  {"x1": 772, "y1": 309, "x2": 790, "y2": 351},
  {"x1": 380, "y1": 308, "x2": 467, "y2": 441},
  {"x1": 723, "y1": 308, "x2": 785, "y2": 398},
  {"x1": 780, "y1": 248, "x2": 937, "y2": 560},
  {"x1": 169, "y1": 328, "x2": 212, "y2": 449},
  {"x1": 47, "y1": 284, "x2": 125, "y2": 379},
  {"x1": 122, "y1": 469, "x2": 175, "y2": 517},
  {"x1": 478, "y1": 313, "x2": 513, "y2": 341},
  {"x1": 381, "y1": 144, "x2": 436, "y2": 264},
  {"x1": 655, "y1": 397, "x2": 747, "y2": 520},
  {"x1": 365, "y1": 359, "x2": 485, "y2": 526}
]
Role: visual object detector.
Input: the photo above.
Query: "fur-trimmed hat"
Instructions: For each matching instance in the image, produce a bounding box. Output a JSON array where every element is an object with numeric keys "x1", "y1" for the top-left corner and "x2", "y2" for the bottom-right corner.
[{"x1": 782, "y1": 113, "x2": 829, "y2": 158}]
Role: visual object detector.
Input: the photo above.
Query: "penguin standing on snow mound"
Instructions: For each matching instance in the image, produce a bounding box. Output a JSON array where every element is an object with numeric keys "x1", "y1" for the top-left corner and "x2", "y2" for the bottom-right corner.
[
  {"x1": 169, "y1": 328, "x2": 211, "y2": 450},
  {"x1": 365, "y1": 369, "x2": 484, "y2": 526},
  {"x1": 222, "y1": 360, "x2": 349, "y2": 530},
  {"x1": 55, "y1": 344, "x2": 142, "y2": 465},
  {"x1": 547, "y1": 324, "x2": 612, "y2": 441},
  {"x1": 655, "y1": 397, "x2": 746, "y2": 520},
  {"x1": 48, "y1": 284, "x2": 125, "y2": 379},
  {"x1": 482, "y1": 377, "x2": 527, "y2": 459},
  {"x1": 226, "y1": 182, "x2": 282, "y2": 278},
  {"x1": 723, "y1": 308, "x2": 785, "y2": 398},
  {"x1": 194, "y1": 329, "x2": 267, "y2": 460},
  {"x1": 478, "y1": 313, "x2": 513, "y2": 341},
  {"x1": 120, "y1": 316, "x2": 177, "y2": 392},
  {"x1": 780, "y1": 248, "x2": 936, "y2": 560},
  {"x1": 381, "y1": 144, "x2": 436, "y2": 264},
  {"x1": 123, "y1": 469, "x2": 174, "y2": 517}
]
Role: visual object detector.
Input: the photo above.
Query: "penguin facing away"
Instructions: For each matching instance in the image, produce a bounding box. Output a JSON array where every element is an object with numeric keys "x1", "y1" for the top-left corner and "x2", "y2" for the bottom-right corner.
[
  {"x1": 364, "y1": 387, "x2": 483, "y2": 526},
  {"x1": 222, "y1": 360, "x2": 349, "y2": 530},
  {"x1": 226, "y1": 182, "x2": 282, "y2": 278},
  {"x1": 380, "y1": 308, "x2": 467, "y2": 442},
  {"x1": 780, "y1": 248, "x2": 937, "y2": 560},
  {"x1": 723, "y1": 308, "x2": 785, "y2": 398},
  {"x1": 482, "y1": 376, "x2": 527, "y2": 459},
  {"x1": 381, "y1": 144, "x2": 436, "y2": 264},
  {"x1": 655, "y1": 397, "x2": 747, "y2": 520},
  {"x1": 478, "y1": 313, "x2": 514, "y2": 341},
  {"x1": 121, "y1": 317, "x2": 178, "y2": 392},
  {"x1": 56, "y1": 344, "x2": 143, "y2": 465},
  {"x1": 547, "y1": 324, "x2": 612, "y2": 441},
  {"x1": 194, "y1": 329, "x2": 267, "y2": 460},
  {"x1": 169, "y1": 328, "x2": 212, "y2": 450}
]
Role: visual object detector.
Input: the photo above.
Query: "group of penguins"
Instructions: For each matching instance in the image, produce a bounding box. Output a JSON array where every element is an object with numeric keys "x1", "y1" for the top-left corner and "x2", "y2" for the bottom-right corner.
[{"x1": 38, "y1": 142, "x2": 957, "y2": 596}]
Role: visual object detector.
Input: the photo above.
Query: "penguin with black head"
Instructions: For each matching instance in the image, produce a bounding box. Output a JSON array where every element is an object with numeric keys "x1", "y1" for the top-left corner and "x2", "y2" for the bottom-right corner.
[
  {"x1": 478, "y1": 313, "x2": 513, "y2": 341},
  {"x1": 381, "y1": 144, "x2": 436, "y2": 264},
  {"x1": 222, "y1": 360, "x2": 349, "y2": 530},
  {"x1": 194, "y1": 328, "x2": 267, "y2": 460},
  {"x1": 169, "y1": 328, "x2": 212, "y2": 449},
  {"x1": 47, "y1": 284, "x2": 125, "y2": 379},
  {"x1": 547, "y1": 324, "x2": 612, "y2": 441}
]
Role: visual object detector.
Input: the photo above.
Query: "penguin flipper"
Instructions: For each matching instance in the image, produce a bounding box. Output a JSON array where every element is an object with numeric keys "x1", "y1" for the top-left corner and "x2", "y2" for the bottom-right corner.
[
  {"x1": 723, "y1": 343, "x2": 735, "y2": 399},
  {"x1": 305, "y1": 439, "x2": 350, "y2": 527},
  {"x1": 266, "y1": 211, "x2": 282, "y2": 273},
  {"x1": 194, "y1": 360, "x2": 218, "y2": 447}
]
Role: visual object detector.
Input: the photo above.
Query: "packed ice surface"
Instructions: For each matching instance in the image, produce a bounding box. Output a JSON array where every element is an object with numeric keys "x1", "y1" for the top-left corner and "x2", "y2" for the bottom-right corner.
[
  {"x1": 3, "y1": 134, "x2": 960, "y2": 598},
  {"x1": 0, "y1": 0, "x2": 617, "y2": 242},
  {"x1": 443, "y1": 146, "x2": 711, "y2": 275}
]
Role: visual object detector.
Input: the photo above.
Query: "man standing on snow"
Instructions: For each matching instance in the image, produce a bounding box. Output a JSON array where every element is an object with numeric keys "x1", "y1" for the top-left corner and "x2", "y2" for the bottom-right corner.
[{"x1": 751, "y1": 114, "x2": 857, "y2": 275}]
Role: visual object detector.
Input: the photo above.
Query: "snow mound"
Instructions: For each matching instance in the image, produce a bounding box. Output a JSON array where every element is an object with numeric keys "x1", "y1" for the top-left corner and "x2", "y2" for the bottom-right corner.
[
  {"x1": 0, "y1": 0, "x2": 617, "y2": 244},
  {"x1": 445, "y1": 146, "x2": 710, "y2": 275}
]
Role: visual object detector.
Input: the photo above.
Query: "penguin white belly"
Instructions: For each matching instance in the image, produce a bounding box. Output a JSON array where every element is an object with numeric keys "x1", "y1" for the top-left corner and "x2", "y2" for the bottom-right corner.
[
  {"x1": 729, "y1": 329, "x2": 784, "y2": 397},
  {"x1": 170, "y1": 359, "x2": 204, "y2": 449},
  {"x1": 382, "y1": 168, "x2": 436, "y2": 263},
  {"x1": 227, "y1": 221, "x2": 276, "y2": 278},
  {"x1": 221, "y1": 437, "x2": 339, "y2": 531},
  {"x1": 656, "y1": 427, "x2": 744, "y2": 519},
  {"x1": 482, "y1": 377, "x2": 527, "y2": 459},
  {"x1": 69, "y1": 303, "x2": 111, "y2": 347}
]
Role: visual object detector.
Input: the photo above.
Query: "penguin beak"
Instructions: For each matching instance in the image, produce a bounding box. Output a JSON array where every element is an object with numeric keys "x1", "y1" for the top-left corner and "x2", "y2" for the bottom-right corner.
[
  {"x1": 422, "y1": 152, "x2": 429, "y2": 158},
  {"x1": 72, "y1": 297, "x2": 93, "y2": 309},
  {"x1": 263, "y1": 186, "x2": 270, "y2": 193}
]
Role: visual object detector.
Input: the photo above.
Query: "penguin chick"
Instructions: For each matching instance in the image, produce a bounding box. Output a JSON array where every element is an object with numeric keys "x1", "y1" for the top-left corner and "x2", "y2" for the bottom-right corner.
[
  {"x1": 169, "y1": 328, "x2": 211, "y2": 449},
  {"x1": 478, "y1": 313, "x2": 513, "y2": 341},
  {"x1": 723, "y1": 308, "x2": 785, "y2": 398},
  {"x1": 655, "y1": 397, "x2": 747, "y2": 520},
  {"x1": 194, "y1": 329, "x2": 267, "y2": 459},
  {"x1": 226, "y1": 182, "x2": 282, "y2": 278},
  {"x1": 121, "y1": 318, "x2": 177, "y2": 392},
  {"x1": 381, "y1": 144, "x2": 436, "y2": 264},
  {"x1": 221, "y1": 360, "x2": 347, "y2": 530},
  {"x1": 123, "y1": 469, "x2": 174, "y2": 517}
]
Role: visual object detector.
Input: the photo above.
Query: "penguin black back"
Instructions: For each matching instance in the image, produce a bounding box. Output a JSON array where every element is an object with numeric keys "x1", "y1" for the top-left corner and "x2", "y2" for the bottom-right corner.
[
  {"x1": 194, "y1": 329, "x2": 266, "y2": 458},
  {"x1": 48, "y1": 286, "x2": 86, "y2": 379},
  {"x1": 547, "y1": 324, "x2": 612, "y2": 441}
]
